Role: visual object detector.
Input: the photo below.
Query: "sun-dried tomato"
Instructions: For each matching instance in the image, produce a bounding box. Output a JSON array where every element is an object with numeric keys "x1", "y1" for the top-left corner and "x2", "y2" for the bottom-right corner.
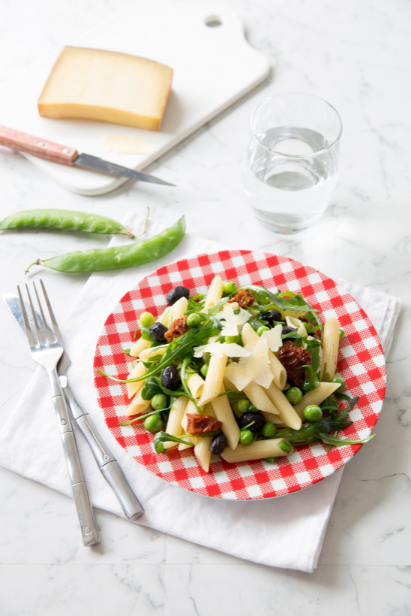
[
  {"x1": 277, "y1": 340, "x2": 312, "y2": 387},
  {"x1": 164, "y1": 316, "x2": 189, "y2": 342},
  {"x1": 300, "y1": 317, "x2": 322, "y2": 341},
  {"x1": 228, "y1": 289, "x2": 254, "y2": 309},
  {"x1": 186, "y1": 414, "x2": 223, "y2": 435},
  {"x1": 134, "y1": 329, "x2": 142, "y2": 341}
]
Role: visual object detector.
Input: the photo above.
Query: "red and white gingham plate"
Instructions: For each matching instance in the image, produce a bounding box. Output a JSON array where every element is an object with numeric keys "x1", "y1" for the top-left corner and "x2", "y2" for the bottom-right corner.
[{"x1": 93, "y1": 250, "x2": 386, "y2": 500}]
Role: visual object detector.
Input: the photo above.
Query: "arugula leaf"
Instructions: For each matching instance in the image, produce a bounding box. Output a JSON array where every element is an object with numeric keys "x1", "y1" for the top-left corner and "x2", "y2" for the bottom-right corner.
[
  {"x1": 334, "y1": 395, "x2": 360, "y2": 421},
  {"x1": 240, "y1": 285, "x2": 318, "y2": 314},
  {"x1": 98, "y1": 319, "x2": 218, "y2": 384},
  {"x1": 123, "y1": 349, "x2": 131, "y2": 356},
  {"x1": 301, "y1": 364, "x2": 320, "y2": 392},
  {"x1": 319, "y1": 433, "x2": 375, "y2": 447},
  {"x1": 119, "y1": 408, "x2": 168, "y2": 426},
  {"x1": 339, "y1": 329, "x2": 345, "y2": 340}
]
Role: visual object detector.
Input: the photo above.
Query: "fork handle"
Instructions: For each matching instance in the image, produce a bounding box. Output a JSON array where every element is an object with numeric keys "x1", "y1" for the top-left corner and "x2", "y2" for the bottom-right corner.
[
  {"x1": 52, "y1": 394, "x2": 100, "y2": 547},
  {"x1": 64, "y1": 385, "x2": 144, "y2": 520}
]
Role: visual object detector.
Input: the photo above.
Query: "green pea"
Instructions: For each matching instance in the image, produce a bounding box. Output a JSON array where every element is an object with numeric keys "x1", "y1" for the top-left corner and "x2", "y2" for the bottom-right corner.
[
  {"x1": 264, "y1": 457, "x2": 278, "y2": 463},
  {"x1": 225, "y1": 334, "x2": 241, "y2": 344},
  {"x1": 286, "y1": 387, "x2": 303, "y2": 405},
  {"x1": 237, "y1": 399, "x2": 250, "y2": 414},
  {"x1": 248, "y1": 405, "x2": 259, "y2": 413},
  {"x1": 278, "y1": 440, "x2": 292, "y2": 453},
  {"x1": 240, "y1": 429, "x2": 254, "y2": 445},
  {"x1": 140, "y1": 312, "x2": 155, "y2": 328},
  {"x1": 303, "y1": 405, "x2": 323, "y2": 422},
  {"x1": 151, "y1": 394, "x2": 168, "y2": 410},
  {"x1": 262, "y1": 422, "x2": 277, "y2": 438},
  {"x1": 0, "y1": 209, "x2": 134, "y2": 237},
  {"x1": 187, "y1": 313, "x2": 201, "y2": 328},
  {"x1": 200, "y1": 364, "x2": 209, "y2": 377},
  {"x1": 257, "y1": 326, "x2": 270, "y2": 336},
  {"x1": 330, "y1": 375, "x2": 346, "y2": 392},
  {"x1": 223, "y1": 281, "x2": 237, "y2": 296},
  {"x1": 25, "y1": 216, "x2": 186, "y2": 274},
  {"x1": 144, "y1": 414, "x2": 163, "y2": 433},
  {"x1": 156, "y1": 442, "x2": 166, "y2": 454}
]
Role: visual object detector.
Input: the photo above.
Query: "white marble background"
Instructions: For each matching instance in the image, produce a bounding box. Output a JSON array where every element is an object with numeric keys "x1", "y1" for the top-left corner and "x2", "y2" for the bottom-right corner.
[{"x1": 0, "y1": 0, "x2": 410, "y2": 614}]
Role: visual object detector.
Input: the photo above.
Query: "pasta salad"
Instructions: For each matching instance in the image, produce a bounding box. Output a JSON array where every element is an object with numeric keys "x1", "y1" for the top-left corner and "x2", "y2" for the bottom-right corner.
[{"x1": 100, "y1": 276, "x2": 374, "y2": 472}]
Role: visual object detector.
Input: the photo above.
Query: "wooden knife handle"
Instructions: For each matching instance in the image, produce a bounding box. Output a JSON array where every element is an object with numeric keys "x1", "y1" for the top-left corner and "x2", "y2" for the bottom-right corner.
[{"x1": 0, "y1": 125, "x2": 78, "y2": 165}]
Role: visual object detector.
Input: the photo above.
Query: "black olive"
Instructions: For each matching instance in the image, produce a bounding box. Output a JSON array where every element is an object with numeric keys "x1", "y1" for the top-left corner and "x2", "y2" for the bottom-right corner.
[
  {"x1": 262, "y1": 309, "x2": 282, "y2": 325},
  {"x1": 149, "y1": 322, "x2": 168, "y2": 343},
  {"x1": 281, "y1": 326, "x2": 297, "y2": 336},
  {"x1": 161, "y1": 365, "x2": 181, "y2": 390},
  {"x1": 167, "y1": 286, "x2": 190, "y2": 306},
  {"x1": 238, "y1": 412, "x2": 266, "y2": 431},
  {"x1": 209, "y1": 433, "x2": 227, "y2": 455}
]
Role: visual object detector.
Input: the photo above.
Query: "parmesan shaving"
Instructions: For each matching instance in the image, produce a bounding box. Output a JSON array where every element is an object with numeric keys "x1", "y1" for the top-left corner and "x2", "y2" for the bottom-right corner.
[
  {"x1": 285, "y1": 316, "x2": 308, "y2": 337},
  {"x1": 260, "y1": 324, "x2": 283, "y2": 352},
  {"x1": 225, "y1": 337, "x2": 273, "y2": 391},
  {"x1": 220, "y1": 304, "x2": 251, "y2": 337},
  {"x1": 193, "y1": 342, "x2": 250, "y2": 359}
]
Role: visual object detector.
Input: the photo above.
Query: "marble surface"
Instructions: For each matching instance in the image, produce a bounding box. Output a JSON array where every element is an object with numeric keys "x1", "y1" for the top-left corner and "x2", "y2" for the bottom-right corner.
[{"x1": 0, "y1": 0, "x2": 410, "y2": 614}]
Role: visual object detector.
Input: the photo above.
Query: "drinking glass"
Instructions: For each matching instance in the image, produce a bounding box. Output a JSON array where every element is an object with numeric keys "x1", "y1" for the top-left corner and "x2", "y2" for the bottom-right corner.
[{"x1": 243, "y1": 93, "x2": 342, "y2": 235}]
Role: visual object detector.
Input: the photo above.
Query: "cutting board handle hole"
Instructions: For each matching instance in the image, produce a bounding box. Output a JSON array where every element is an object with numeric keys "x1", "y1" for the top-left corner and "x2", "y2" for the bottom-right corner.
[{"x1": 205, "y1": 16, "x2": 222, "y2": 28}]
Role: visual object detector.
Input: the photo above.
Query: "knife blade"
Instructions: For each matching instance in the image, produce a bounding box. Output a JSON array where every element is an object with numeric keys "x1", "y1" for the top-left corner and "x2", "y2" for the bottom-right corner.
[
  {"x1": 3, "y1": 292, "x2": 145, "y2": 521},
  {"x1": 0, "y1": 125, "x2": 174, "y2": 186}
]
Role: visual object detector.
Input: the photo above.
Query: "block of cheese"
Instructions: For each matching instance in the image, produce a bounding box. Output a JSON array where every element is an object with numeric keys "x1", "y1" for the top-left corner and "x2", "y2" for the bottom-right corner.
[{"x1": 38, "y1": 46, "x2": 173, "y2": 131}]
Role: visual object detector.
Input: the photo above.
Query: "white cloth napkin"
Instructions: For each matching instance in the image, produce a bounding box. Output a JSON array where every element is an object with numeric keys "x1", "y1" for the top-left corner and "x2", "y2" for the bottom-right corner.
[{"x1": 0, "y1": 212, "x2": 401, "y2": 573}]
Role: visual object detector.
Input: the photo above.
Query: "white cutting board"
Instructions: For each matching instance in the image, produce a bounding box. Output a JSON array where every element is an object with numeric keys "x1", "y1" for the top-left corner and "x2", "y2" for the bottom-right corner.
[{"x1": 0, "y1": 1, "x2": 269, "y2": 196}]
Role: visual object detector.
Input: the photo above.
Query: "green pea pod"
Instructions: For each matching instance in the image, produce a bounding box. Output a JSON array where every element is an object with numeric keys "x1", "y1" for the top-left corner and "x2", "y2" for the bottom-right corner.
[
  {"x1": 26, "y1": 216, "x2": 186, "y2": 274},
  {"x1": 0, "y1": 209, "x2": 134, "y2": 237}
]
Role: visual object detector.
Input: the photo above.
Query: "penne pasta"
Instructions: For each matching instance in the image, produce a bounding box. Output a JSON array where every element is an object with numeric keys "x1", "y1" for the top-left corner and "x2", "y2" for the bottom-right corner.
[
  {"x1": 130, "y1": 337, "x2": 151, "y2": 358},
  {"x1": 221, "y1": 439, "x2": 294, "y2": 463},
  {"x1": 126, "y1": 362, "x2": 146, "y2": 399},
  {"x1": 139, "y1": 345, "x2": 168, "y2": 362},
  {"x1": 211, "y1": 385, "x2": 240, "y2": 450},
  {"x1": 198, "y1": 353, "x2": 228, "y2": 406},
  {"x1": 293, "y1": 382, "x2": 341, "y2": 418},
  {"x1": 186, "y1": 372, "x2": 205, "y2": 400},
  {"x1": 262, "y1": 411, "x2": 285, "y2": 426},
  {"x1": 243, "y1": 381, "x2": 279, "y2": 414},
  {"x1": 179, "y1": 400, "x2": 201, "y2": 450},
  {"x1": 163, "y1": 396, "x2": 189, "y2": 449},
  {"x1": 127, "y1": 389, "x2": 151, "y2": 416},
  {"x1": 193, "y1": 404, "x2": 215, "y2": 472},
  {"x1": 170, "y1": 296, "x2": 188, "y2": 321},
  {"x1": 320, "y1": 317, "x2": 340, "y2": 381},
  {"x1": 204, "y1": 275, "x2": 223, "y2": 309},
  {"x1": 241, "y1": 323, "x2": 287, "y2": 390},
  {"x1": 266, "y1": 383, "x2": 302, "y2": 430}
]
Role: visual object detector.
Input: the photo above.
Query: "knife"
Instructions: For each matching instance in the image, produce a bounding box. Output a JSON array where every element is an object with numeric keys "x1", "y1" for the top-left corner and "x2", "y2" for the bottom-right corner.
[
  {"x1": 3, "y1": 293, "x2": 145, "y2": 522},
  {"x1": 0, "y1": 125, "x2": 174, "y2": 186}
]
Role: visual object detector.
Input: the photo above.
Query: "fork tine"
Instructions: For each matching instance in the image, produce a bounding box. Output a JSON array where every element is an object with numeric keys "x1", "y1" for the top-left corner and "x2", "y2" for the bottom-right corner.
[
  {"x1": 17, "y1": 285, "x2": 36, "y2": 348},
  {"x1": 25, "y1": 283, "x2": 45, "y2": 346},
  {"x1": 33, "y1": 281, "x2": 55, "y2": 344},
  {"x1": 39, "y1": 279, "x2": 61, "y2": 342}
]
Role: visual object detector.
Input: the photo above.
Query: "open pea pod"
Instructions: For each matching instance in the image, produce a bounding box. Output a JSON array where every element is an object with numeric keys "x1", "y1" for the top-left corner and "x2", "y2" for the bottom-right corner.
[
  {"x1": 0, "y1": 209, "x2": 134, "y2": 237},
  {"x1": 26, "y1": 216, "x2": 186, "y2": 274}
]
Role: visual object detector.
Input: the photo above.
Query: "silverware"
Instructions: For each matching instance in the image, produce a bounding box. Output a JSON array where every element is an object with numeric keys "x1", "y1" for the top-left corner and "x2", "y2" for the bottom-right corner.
[
  {"x1": 15, "y1": 282, "x2": 100, "y2": 547},
  {"x1": 4, "y1": 289, "x2": 145, "y2": 522},
  {"x1": 0, "y1": 125, "x2": 174, "y2": 186}
]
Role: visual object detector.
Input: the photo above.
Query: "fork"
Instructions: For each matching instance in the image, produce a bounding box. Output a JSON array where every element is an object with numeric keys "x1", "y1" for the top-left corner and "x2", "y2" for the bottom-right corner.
[{"x1": 17, "y1": 282, "x2": 100, "y2": 547}]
